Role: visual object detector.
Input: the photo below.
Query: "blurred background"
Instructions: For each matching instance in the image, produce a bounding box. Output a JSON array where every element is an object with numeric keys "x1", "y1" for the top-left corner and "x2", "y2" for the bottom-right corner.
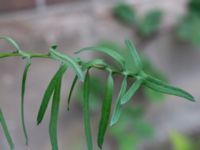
[{"x1": 0, "y1": 0, "x2": 200, "y2": 150}]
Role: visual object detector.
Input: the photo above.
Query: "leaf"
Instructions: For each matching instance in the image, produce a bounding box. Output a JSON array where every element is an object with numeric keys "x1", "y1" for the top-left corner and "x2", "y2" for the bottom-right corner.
[
  {"x1": 83, "y1": 70, "x2": 93, "y2": 150},
  {"x1": 97, "y1": 72, "x2": 114, "y2": 149},
  {"x1": 113, "y1": 3, "x2": 136, "y2": 25},
  {"x1": 125, "y1": 39, "x2": 143, "y2": 70},
  {"x1": 0, "y1": 36, "x2": 21, "y2": 51},
  {"x1": 82, "y1": 59, "x2": 108, "y2": 70},
  {"x1": 21, "y1": 59, "x2": 31, "y2": 145},
  {"x1": 110, "y1": 77, "x2": 127, "y2": 126},
  {"x1": 144, "y1": 75, "x2": 195, "y2": 101},
  {"x1": 0, "y1": 108, "x2": 14, "y2": 150},
  {"x1": 37, "y1": 64, "x2": 68, "y2": 125},
  {"x1": 50, "y1": 46, "x2": 84, "y2": 81},
  {"x1": 49, "y1": 77, "x2": 62, "y2": 150},
  {"x1": 75, "y1": 46, "x2": 125, "y2": 69},
  {"x1": 120, "y1": 78, "x2": 143, "y2": 105},
  {"x1": 139, "y1": 10, "x2": 162, "y2": 37},
  {"x1": 67, "y1": 75, "x2": 78, "y2": 111}
]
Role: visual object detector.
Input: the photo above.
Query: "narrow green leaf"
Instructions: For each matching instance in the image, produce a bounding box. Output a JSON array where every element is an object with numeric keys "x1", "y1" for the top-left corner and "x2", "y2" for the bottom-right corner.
[
  {"x1": 120, "y1": 78, "x2": 143, "y2": 105},
  {"x1": 21, "y1": 59, "x2": 31, "y2": 145},
  {"x1": 49, "y1": 77, "x2": 62, "y2": 150},
  {"x1": 0, "y1": 108, "x2": 14, "y2": 150},
  {"x1": 37, "y1": 64, "x2": 68, "y2": 125},
  {"x1": 50, "y1": 46, "x2": 84, "y2": 81},
  {"x1": 83, "y1": 70, "x2": 93, "y2": 150},
  {"x1": 110, "y1": 76, "x2": 127, "y2": 126},
  {"x1": 0, "y1": 36, "x2": 21, "y2": 51},
  {"x1": 75, "y1": 46, "x2": 125, "y2": 68},
  {"x1": 67, "y1": 75, "x2": 78, "y2": 111},
  {"x1": 83, "y1": 59, "x2": 108, "y2": 70},
  {"x1": 144, "y1": 75, "x2": 195, "y2": 101},
  {"x1": 125, "y1": 39, "x2": 143, "y2": 70},
  {"x1": 98, "y1": 72, "x2": 114, "y2": 149}
]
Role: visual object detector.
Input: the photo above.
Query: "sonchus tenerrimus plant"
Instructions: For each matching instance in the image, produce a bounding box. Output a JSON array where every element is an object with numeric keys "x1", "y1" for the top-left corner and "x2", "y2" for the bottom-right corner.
[{"x1": 0, "y1": 36, "x2": 195, "y2": 150}]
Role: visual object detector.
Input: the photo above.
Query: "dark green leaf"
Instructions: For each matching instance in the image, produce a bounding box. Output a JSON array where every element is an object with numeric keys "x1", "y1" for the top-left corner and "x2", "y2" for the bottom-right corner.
[
  {"x1": 75, "y1": 46, "x2": 125, "y2": 69},
  {"x1": 98, "y1": 72, "x2": 114, "y2": 149},
  {"x1": 50, "y1": 46, "x2": 84, "y2": 81},
  {"x1": 125, "y1": 39, "x2": 143, "y2": 70},
  {"x1": 0, "y1": 36, "x2": 21, "y2": 51},
  {"x1": 83, "y1": 70, "x2": 93, "y2": 150},
  {"x1": 37, "y1": 64, "x2": 68, "y2": 125},
  {"x1": 49, "y1": 77, "x2": 62, "y2": 150},
  {"x1": 113, "y1": 3, "x2": 136, "y2": 25},
  {"x1": 67, "y1": 75, "x2": 78, "y2": 111},
  {"x1": 0, "y1": 108, "x2": 14, "y2": 150},
  {"x1": 120, "y1": 78, "x2": 143, "y2": 105},
  {"x1": 110, "y1": 77, "x2": 127, "y2": 126},
  {"x1": 21, "y1": 59, "x2": 31, "y2": 145},
  {"x1": 139, "y1": 10, "x2": 162, "y2": 36},
  {"x1": 144, "y1": 75, "x2": 195, "y2": 101}
]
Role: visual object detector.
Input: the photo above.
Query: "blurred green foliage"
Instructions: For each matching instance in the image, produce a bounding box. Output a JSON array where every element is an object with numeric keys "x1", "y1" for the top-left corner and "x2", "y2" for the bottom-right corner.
[
  {"x1": 113, "y1": 3, "x2": 163, "y2": 37},
  {"x1": 177, "y1": 0, "x2": 200, "y2": 47},
  {"x1": 170, "y1": 132, "x2": 200, "y2": 150}
]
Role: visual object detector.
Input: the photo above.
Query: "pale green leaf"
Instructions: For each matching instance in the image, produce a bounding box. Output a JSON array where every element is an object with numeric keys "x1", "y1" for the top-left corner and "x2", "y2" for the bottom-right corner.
[
  {"x1": 50, "y1": 46, "x2": 84, "y2": 81},
  {"x1": 120, "y1": 78, "x2": 143, "y2": 105},
  {"x1": 110, "y1": 76, "x2": 127, "y2": 126},
  {"x1": 83, "y1": 70, "x2": 93, "y2": 150},
  {"x1": 98, "y1": 72, "x2": 114, "y2": 149},
  {"x1": 75, "y1": 46, "x2": 125, "y2": 69},
  {"x1": 0, "y1": 36, "x2": 21, "y2": 51},
  {"x1": 144, "y1": 75, "x2": 195, "y2": 101},
  {"x1": 21, "y1": 59, "x2": 31, "y2": 145},
  {"x1": 0, "y1": 108, "x2": 14, "y2": 150}
]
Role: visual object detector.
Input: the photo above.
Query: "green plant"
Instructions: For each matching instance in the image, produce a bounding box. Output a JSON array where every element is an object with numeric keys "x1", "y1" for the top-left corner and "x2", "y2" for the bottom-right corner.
[
  {"x1": 177, "y1": 0, "x2": 200, "y2": 47},
  {"x1": 113, "y1": 3, "x2": 163, "y2": 37},
  {"x1": 0, "y1": 36, "x2": 195, "y2": 150}
]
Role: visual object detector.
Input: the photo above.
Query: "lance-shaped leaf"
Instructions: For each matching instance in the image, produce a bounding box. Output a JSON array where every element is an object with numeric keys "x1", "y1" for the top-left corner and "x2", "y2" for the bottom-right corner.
[
  {"x1": 50, "y1": 46, "x2": 84, "y2": 81},
  {"x1": 49, "y1": 77, "x2": 62, "y2": 150},
  {"x1": 83, "y1": 70, "x2": 93, "y2": 150},
  {"x1": 0, "y1": 36, "x2": 21, "y2": 52},
  {"x1": 120, "y1": 78, "x2": 143, "y2": 105},
  {"x1": 83, "y1": 59, "x2": 108, "y2": 70},
  {"x1": 0, "y1": 108, "x2": 14, "y2": 150},
  {"x1": 21, "y1": 59, "x2": 31, "y2": 145},
  {"x1": 37, "y1": 64, "x2": 68, "y2": 125},
  {"x1": 75, "y1": 46, "x2": 125, "y2": 69},
  {"x1": 97, "y1": 72, "x2": 114, "y2": 149},
  {"x1": 110, "y1": 76, "x2": 127, "y2": 126},
  {"x1": 144, "y1": 75, "x2": 195, "y2": 101},
  {"x1": 67, "y1": 75, "x2": 78, "y2": 111},
  {"x1": 125, "y1": 39, "x2": 143, "y2": 70}
]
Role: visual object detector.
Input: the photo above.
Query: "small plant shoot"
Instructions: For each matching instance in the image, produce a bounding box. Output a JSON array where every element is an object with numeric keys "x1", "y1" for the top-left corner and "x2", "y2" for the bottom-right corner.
[{"x1": 0, "y1": 36, "x2": 195, "y2": 150}]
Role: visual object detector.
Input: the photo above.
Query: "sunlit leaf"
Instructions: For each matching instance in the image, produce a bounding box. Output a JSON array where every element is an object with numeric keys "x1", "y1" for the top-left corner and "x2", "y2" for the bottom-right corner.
[
  {"x1": 67, "y1": 75, "x2": 78, "y2": 111},
  {"x1": 97, "y1": 72, "x2": 114, "y2": 149},
  {"x1": 144, "y1": 75, "x2": 195, "y2": 101},
  {"x1": 37, "y1": 64, "x2": 68, "y2": 125},
  {"x1": 75, "y1": 46, "x2": 125, "y2": 69},
  {"x1": 82, "y1": 59, "x2": 108, "y2": 70},
  {"x1": 21, "y1": 59, "x2": 31, "y2": 145},
  {"x1": 110, "y1": 77, "x2": 127, "y2": 126},
  {"x1": 120, "y1": 78, "x2": 143, "y2": 105},
  {"x1": 0, "y1": 108, "x2": 14, "y2": 150},
  {"x1": 83, "y1": 70, "x2": 93, "y2": 150},
  {"x1": 50, "y1": 46, "x2": 84, "y2": 81},
  {"x1": 49, "y1": 77, "x2": 62, "y2": 150},
  {"x1": 125, "y1": 39, "x2": 143, "y2": 70}
]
